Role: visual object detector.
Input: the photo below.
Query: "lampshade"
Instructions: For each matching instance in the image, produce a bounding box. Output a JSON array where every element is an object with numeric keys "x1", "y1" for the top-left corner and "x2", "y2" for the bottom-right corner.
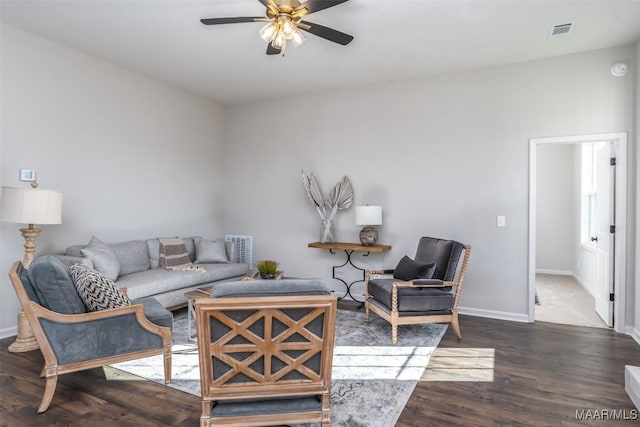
[
  {"x1": 1, "y1": 186, "x2": 63, "y2": 225},
  {"x1": 355, "y1": 205, "x2": 382, "y2": 226}
]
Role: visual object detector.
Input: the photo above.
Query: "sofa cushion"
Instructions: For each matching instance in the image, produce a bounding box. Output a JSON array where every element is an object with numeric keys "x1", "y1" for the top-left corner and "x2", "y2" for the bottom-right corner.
[
  {"x1": 65, "y1": 244, "x2": 85, "y2": 257},
  {"x1": 110, "y1": 240, "x2": 150, "y2": 275},
  {"x1": 68, "y1": 264, "x2": 131, "y2": 311},
  {"x1": 116, "y1": 263, "x2": 249, "y2": 300},
  {"x1": 212, "y1": 279, "x2": 331, "y2": 298},
  {"x1": 147, "y1": 237, "x2": 197, "y2": 268},
  {"x1": 81, "y1": 236, "x2": 121, "y2": 281},
  {"x1": 131, "y1": 297, "x2": 174, "y2": 329},
  {"x1": 27, "y1": 255, "x2": 87, "y2": 314},
  {"x1": 225, "y1": 241, "x2": 236, "y2": 262},
  {"x1": 368, "y1": 278, "x2": 453, "y2": 312},
  {"x1": 194, "y1": 237, "x2": 229, "y2": 263},
  {"x1": 393, "y1": 256, "x2": 436, "y2": 281},
  {"x1": 53, "y1": 254, "x2": 94, "y2": 269}
]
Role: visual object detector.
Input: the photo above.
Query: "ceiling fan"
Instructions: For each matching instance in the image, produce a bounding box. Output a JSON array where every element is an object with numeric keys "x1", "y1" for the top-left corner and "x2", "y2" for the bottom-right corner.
[{"x1": 201, "y1": 0, "x2": 353, "y2": 56}]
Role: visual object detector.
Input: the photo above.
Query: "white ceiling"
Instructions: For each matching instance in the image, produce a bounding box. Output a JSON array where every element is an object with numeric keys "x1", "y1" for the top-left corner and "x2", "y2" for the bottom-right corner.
[{"x1": 2, "y1": 0, "x2": 640, "y2": 105}]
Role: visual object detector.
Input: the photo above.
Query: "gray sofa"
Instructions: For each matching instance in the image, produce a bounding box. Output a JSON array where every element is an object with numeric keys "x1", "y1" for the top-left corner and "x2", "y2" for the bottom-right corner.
[{"x1": 56, "y1": 236, "x2": 249, "y2": 309}]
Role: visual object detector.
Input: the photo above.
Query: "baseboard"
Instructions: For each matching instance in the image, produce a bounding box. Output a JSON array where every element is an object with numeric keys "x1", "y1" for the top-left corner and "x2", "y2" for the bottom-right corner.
[
  {"x1": 625, "y1": 366, "x2": 640, "y2": 410},
  {"x1": 628, "y1": 326, "x2": 640, "y2": 347},
  {"x1": 535, "y1": 269, "x2": 573, "y2": 275},
  {"x1": 458, "y1": 306, "x2": 529, "y2": 323},
  {"x1": 572, "y1": 274, "x2": 597, "y2": 299},
  {"x1": 0, "y1": 326, "x2": 17, "y2": 340}
]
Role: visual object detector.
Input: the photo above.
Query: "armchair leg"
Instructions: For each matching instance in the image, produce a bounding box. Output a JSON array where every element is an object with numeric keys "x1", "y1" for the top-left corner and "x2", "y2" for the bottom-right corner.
[
  {"x1": 163, "y1": 346, "x2": 172, "y2": 384},
  {"x1": 201, "y1": 401, "x2": 212, "y2": 427},
  {"x1": 364, "y1": 300, "x2": 370, "y2": 323},
  {"x1": 451, "y1": 312, "x2": 462, "y2": 341},
  {"x1": 392, "y1": 324, "x2": 398, "y2": 345},
  {"x1": 37, "y1": 375, "x2": 58, "y2": 413}
]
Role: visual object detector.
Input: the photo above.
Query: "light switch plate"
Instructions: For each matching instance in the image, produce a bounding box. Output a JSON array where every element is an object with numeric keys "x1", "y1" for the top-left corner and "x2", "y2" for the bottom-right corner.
[
  {"x1": 497, "y1": 216, "x2": 506, "y2": 227},
  {"x1": 19, "y1": 169, "x2": 36, "y2": 182}
]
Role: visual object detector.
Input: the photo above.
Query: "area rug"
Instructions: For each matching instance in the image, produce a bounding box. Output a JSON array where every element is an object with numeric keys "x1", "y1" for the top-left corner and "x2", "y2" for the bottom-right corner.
[{"x1": 110, "y1": 309, "x2": 446, "y2": 427}]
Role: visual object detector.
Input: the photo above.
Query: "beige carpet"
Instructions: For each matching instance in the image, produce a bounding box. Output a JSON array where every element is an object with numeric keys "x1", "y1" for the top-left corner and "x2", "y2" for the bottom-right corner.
[{"x1": 535, "y1": 274, "x2": 608, "y2": 329}]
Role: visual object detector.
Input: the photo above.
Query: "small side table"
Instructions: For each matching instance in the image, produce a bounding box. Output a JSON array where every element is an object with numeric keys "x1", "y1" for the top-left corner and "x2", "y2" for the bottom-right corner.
[
  {"x1": 184, "y1": 287, "x2": 212, "y2": 341},
  {"x1": 308, "y1": 242, "x2": 391, "y2": 303}
]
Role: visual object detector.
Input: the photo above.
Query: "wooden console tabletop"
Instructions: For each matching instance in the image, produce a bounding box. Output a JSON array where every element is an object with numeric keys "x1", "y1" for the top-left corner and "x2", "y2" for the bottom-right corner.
[{"x1": 307, "y1": 242, "x2": 391, "y2": 253}]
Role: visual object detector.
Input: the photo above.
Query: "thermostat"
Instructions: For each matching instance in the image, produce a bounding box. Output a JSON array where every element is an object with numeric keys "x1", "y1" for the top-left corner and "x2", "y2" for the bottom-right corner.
[{"x1": 19, "y1": 169, "x2": 36, "y2": 182}]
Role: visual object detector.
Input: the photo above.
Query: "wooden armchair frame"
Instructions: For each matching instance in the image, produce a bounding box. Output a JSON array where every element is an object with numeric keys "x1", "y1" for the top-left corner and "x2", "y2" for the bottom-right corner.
[
  {"x1": 365, "y1": 244, "x2": 471, "y2": 344},
  {"x1": 8, "y1": 261, "x2": 172, "y2": 413},
  {"x1": 196, "y1": 295, "x2": 337, "y2": 427}
]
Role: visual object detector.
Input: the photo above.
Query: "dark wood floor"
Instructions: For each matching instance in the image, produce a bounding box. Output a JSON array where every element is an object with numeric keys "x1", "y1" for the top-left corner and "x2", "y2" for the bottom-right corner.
[{"x1": 1, "y1": 312, "x2": 639, "y2": 426}]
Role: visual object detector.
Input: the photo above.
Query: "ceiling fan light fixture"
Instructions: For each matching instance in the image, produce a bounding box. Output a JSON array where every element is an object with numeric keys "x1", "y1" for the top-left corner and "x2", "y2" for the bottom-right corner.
[
  {"x1": 272, "y1": 32, "x2": 286, "y2": 49},
  {"x1": 291, "y1": 28, "x2": 306, "y2": 47},
  {"x1": 201, "y1": 0, "x2": 354, "y2": 56},
  {"x1": 259, "y1": 22, "x2": 277, "y2": 42},
  {"x1": 280, "y1": 15, "x2": 295, "y2": 36},
  {"x1": 258, "y1": 13, "x2": 305, "y2": 52}
]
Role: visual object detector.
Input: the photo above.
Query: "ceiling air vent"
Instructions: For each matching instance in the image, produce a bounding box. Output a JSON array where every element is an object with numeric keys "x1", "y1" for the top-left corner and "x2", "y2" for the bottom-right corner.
[{"x1": 549, "y1": 22, "x2": 574, "y2": 38}]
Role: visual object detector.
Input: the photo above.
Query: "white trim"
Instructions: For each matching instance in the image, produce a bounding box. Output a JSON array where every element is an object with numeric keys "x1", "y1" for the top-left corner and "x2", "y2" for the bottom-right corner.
[
  {"x1": 625, "y1": 366, "x2": 640, "y2": 410},
  {"x1": 535, "y1": 269, "x2": 573, "y2": 275},
  {"x1": 529, "y1": 132, "x2": 628, "y2": 334},
  {"x1": 458, "y1": 306, "x2": 529, "y2": 323},
  {"x1": 628, "y1": 326, "x2": 640, "y2": 347},
  {"x1": 0, "y1": 326, "x2": 17, "y2": 340}
]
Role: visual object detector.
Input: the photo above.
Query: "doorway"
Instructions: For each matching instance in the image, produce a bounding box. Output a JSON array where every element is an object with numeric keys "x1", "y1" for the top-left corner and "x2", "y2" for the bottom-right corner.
[{"x1": 528, "y1": 133, "x2": 627, "y2": 333}]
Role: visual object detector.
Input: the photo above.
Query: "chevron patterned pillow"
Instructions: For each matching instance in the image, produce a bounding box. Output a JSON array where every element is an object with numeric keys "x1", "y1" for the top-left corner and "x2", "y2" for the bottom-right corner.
[{"x1": 68, "y1": 264, "x2": 131, "y2": 311}]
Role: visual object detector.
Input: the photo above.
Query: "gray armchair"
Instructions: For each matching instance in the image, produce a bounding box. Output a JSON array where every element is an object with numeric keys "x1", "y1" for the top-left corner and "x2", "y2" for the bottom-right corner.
[
  {"x1": 365, "y1": 237, "x2": 471, "y2": 344},
  {"x1": 195, "y1": 279, "x2": 337, "y2": 427},
  {"x1": 8, "y1": 255, "x2": 173, "y2": 413}
]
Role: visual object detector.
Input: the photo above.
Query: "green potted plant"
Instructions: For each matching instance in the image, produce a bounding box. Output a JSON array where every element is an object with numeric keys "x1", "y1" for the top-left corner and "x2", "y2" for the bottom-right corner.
[{"x1": 255, "y1": 260, "x2": 279, "y2": 279}]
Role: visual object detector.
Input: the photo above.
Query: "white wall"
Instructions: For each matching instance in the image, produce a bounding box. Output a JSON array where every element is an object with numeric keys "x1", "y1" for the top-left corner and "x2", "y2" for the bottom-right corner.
[
  {"x1": 0, "y1": 25, "x2": 227, "y2": 336},
  {"x1": 224, "y1": 45, "x2": 635, "y2": 321},
  {"x1": 536, "y1": 144, "x2": 575, "y2": 273}
]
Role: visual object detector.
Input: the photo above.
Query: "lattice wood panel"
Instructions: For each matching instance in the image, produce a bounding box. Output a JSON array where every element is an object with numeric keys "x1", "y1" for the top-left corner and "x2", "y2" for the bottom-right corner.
[{"x1": 196, "y1": 296, "x2": 336, "y2": 401}]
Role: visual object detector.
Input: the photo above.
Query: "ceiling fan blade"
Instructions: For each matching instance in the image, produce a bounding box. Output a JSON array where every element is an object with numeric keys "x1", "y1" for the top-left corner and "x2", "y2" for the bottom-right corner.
[
  {"x1": 298, "y1": 20, "x2": 353, "y2": 45},
  {"x1": 200, "y1": 17, "x2": 264, "y2": 25},
  {"x1": 266, "y1": 43, "x2": 281, "y2": 55},
  {"x1": 294, "y1": 0, "x2": 350, "y2": 15},
  {"x1": 256, "y1": 0, "x2": 280, "y2": 16}
]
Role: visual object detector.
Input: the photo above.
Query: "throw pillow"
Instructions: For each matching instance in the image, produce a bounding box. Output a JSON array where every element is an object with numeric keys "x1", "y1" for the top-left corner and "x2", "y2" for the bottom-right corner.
[
  {"x1": 68, "y1": 263, "x2": 131, "y2": 311},
  {"x1": 159, "y1": 237, "x2": 204, "y2": 272},
  {"x1": 194, "y1": 237, "x2": 229, "y2": 263},
  {"x1": 80, "y1": 236, "x2": 121, "y2": 281},
  {"x1": 393, "y1": 255, "x2": 436, "y2": 281}
]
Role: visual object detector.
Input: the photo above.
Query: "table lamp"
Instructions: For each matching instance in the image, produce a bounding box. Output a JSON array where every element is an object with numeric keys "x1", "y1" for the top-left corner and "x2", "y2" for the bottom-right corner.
[
  {"x1": 355, "y1": 205, "x2": 382, "y2": 246},
  {"x1": 1, "y1": 182, "x2": 63, "y2": 352}
]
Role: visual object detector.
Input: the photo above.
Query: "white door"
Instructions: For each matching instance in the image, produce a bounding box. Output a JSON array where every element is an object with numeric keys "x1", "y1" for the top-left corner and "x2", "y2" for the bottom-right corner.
[{"x1": 594, "y1": 142, "x2": 615, "y2": 327}]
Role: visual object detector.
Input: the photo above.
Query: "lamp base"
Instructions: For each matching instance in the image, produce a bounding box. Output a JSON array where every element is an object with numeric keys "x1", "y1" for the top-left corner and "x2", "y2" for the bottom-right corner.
[
  {"x1": 359, "y1": 226, "x2": 378, "y2": 246},
  {"x1": 8, "y1": 311, "x2": 39, "y2": 352},
  {"x1": 7, "y1": 225, "x2": 42, "y2": 352}
]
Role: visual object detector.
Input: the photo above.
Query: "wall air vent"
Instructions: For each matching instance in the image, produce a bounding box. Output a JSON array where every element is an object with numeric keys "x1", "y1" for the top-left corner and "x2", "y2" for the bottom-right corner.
[
  {"x1": 549, "y1": 22, "x2": 574, "y2": 38},
  {"x1": 225, "y1": 235, "x2": 253, "y2": 267}
]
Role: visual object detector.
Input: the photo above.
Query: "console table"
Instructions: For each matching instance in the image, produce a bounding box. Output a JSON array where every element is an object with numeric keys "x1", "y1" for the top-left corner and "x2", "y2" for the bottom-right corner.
[{"x1": 308, "y1": 241, "x2": 391, "y2": 303}]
